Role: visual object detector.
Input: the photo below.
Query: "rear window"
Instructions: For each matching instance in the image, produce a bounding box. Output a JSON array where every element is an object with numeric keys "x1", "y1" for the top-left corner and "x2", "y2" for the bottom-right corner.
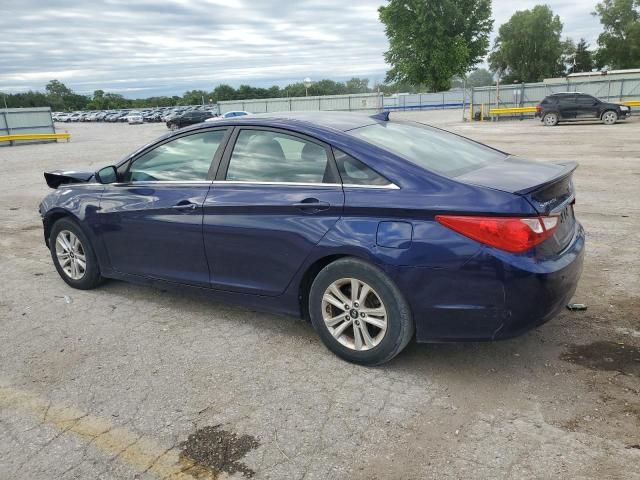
[{"x1": 349, "y1": 122, "x2": 507, "y2": 178}]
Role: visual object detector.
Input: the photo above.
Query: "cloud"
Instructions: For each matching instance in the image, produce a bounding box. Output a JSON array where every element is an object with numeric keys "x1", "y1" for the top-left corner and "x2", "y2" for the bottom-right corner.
[{"x1": 0, "y1": 0, "x2": 603, "y2": 97}]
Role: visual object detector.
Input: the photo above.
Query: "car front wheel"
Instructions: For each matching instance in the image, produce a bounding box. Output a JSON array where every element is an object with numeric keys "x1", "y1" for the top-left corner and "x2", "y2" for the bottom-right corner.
[
  {"x1": 601, "y1": 110, "x2": 618, "y2": 125},
  {"x1": 309, "y1": 257, "x2": 414, "y2": 366},
  {"x1": 50, "y1": 218, "x2": 103, "y2": 290},
  {"x1": 543, "y1": 112, "x2": 559, "y2": 126}
]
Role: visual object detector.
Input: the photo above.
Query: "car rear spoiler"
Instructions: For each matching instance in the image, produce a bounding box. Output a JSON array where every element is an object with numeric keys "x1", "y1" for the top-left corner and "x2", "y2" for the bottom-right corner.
[
  {"x1": 44, "y1": 169, "x2": 95, "y2": 189},
  {"x1": 513, "y1": 161, "x2": 578, "y2": 195}
]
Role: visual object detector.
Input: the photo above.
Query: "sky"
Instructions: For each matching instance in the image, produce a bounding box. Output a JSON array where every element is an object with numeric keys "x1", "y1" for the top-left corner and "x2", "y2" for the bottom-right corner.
[{"x1": 0, "y1": 0, "x2": 602, "y2": 98}]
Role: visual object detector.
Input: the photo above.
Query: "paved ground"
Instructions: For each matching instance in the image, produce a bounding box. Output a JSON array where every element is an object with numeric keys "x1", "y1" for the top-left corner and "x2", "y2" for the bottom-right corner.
[{"x1": 1, "y1": 113, "x2": 639, "y2": 480}]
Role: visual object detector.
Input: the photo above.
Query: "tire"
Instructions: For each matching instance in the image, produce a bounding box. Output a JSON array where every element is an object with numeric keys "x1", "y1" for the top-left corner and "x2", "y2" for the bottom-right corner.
[
  {"x1": 170, "y1": 123, "x2": 179, "y2": 131},
  {"x1": 543, "y1": 112, "x2": 559, "y2": 126},
  {"x1": 308, "y1": 257, "x2": 414, "y2": 366},
  {"x1": 601, "y1": 110, "x2": 618, "y2": 125},
  {"x1": 49, "y1": 218, "x2": 103, "y2": 290}
]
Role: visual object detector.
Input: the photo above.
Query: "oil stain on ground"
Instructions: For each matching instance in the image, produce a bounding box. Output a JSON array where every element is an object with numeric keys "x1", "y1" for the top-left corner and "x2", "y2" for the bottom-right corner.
[
  {"x1": 561, "y1": 341, "x2": 640, "y2": 375},
  {"x1": 179, "y1": 425, "x2": 260, "y2": 479}
]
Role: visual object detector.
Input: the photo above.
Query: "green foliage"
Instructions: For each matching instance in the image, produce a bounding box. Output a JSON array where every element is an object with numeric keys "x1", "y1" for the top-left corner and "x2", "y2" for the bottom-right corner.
[
  {"x1": 3, "y1": 75, "x2": 443, "y2": 111},
  {"x1": 379, "y1": 0, "x2": 493, "y2": 91},
  {"x1": 567, "y1": 38, "x2": 595, "y2": 73},
  {"x1": 594, "y1": 0, "x2": 640, "y2": 69},
  {"x1": 489, "y1": 5, "x2": 566, "y2": 83},
  {"x1": 466, "y1": 68, "x2": 495, "y2": 87}
]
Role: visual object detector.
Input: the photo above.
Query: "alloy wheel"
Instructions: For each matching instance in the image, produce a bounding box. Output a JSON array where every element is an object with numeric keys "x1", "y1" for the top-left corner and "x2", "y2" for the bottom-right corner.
[
  {"x1": 321, "y1": 278, "x2": 387, "y2": 351},
  {"x1": 55, "y1": 230, "x2": 87, "y2": 280},
  {"x1": 602, "y1": 111, "x2": 617, "y2": 125},
  {"x1": 544, "y1": 113, "x2": 558, "y2": 126}
]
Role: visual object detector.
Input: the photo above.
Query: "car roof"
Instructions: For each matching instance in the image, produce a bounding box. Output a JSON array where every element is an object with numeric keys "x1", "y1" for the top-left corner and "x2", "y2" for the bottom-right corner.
[{"x1": 222, "y1": 111, "x2": 380, "y2": 132}]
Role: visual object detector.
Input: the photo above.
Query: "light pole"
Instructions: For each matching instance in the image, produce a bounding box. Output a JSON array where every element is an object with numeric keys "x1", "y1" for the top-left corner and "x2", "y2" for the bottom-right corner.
[{"x1": 304, "y1": 77, "x2": 312, "y2": 97}]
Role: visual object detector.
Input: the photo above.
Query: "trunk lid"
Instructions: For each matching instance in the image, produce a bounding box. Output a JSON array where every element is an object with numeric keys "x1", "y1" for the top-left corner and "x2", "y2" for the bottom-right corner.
[{"x1": 455, "y1": 157, "x2": 578, "y2": 252}]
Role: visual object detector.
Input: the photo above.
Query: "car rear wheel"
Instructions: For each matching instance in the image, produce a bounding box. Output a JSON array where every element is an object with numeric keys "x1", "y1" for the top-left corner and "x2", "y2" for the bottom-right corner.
[
  {"x1": 309, "y1": 257, "x2": 414, "y2": 366},
  {"x1": 543, "y1": 112, "x2": 559, "y2": 126},
  {"x1": 50, "y1": 218, "x2": 103, "y2": 290},
  {"x1": 169, "y1": 123, "x2": 179, "y2": 131},
  {"x1": 601, "y1": 110, "x2": 618, "y2": 125}
]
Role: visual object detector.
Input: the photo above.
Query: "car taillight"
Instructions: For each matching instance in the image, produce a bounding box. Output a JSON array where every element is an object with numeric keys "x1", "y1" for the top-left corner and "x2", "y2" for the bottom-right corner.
[
  {"x1": 435, "y1": 215, "x2": 559, "y2": 253},
  {"x1": 536, "y1": 105, "x2": 542, "y2": 112}
]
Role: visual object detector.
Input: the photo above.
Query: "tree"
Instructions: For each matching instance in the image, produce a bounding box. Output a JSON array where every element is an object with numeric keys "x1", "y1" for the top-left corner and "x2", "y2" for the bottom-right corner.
[
  {"x1": 594, "y1": 0, "x2": 640, "y2": 69},
  {"x1": 212, "y1": 84, "x2": 236, "y2": 102},
  {"x1": 45, "y1": 79, "x2": 73, "y2": 97},
  {"x1": 466, "y1": 68, "x2": 495, "y2": 86},
  {"x1": 379, "y1": 0, "x2": 493, "y2": 92},
  {"x1": 345, "y1": 78, "x2": 370, "y2": 93},
  {"x1": 567, "y1": 38, "x2": 595, "y2": 73},
  {"x1": 489, "y1": 5, "x2": 566, "y2": 83},
  {"x1": 182, "y1": 89, "x2": 208, "y2": 105}
]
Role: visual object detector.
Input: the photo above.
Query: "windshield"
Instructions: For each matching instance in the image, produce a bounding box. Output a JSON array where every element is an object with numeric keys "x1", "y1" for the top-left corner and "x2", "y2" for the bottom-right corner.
[{"x1": 349, "y1": 122, "x2": 508, "y2": 178}]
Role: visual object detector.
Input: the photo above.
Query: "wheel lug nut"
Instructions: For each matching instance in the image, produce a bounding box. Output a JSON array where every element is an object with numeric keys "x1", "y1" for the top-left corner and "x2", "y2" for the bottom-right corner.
[
  {"x1": 360, "y1": 312, "x2": 366, "y2": 318},
  {"x1": 345, "y1": 315, "x2": 350, "y2": 321},
  {"x1": 344, "y1": 304, "x2": 349, "y2": 310},
  {"x1": 354, "y1": 302, "x2": 359, "y2": 308}
]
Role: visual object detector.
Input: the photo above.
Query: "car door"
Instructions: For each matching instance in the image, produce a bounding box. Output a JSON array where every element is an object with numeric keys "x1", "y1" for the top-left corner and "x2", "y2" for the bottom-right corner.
[
  {"x1": 203, "y1": 127, "x2": 344, "y2": 296},
  {"x1": 575, "y1": 94, "x2": 600, "y2": 119},
  {"x1": 558, "y1": 94, "x2": 577, "y2": 119},
  {"x1": 98, "y1": 128, "x2": 230, "y2": 286}
]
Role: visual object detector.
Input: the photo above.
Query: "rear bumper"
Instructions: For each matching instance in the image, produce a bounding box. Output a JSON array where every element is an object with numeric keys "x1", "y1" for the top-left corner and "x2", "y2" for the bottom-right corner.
[{"x1": 395, "y1": 222, "x2": 585, "y2": 342}]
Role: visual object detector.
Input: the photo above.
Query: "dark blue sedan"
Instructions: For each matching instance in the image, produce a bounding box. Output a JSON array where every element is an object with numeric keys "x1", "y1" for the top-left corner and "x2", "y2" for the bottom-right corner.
[{"x1": 39, "y1": 112, "x2": 585, "y2": 365}]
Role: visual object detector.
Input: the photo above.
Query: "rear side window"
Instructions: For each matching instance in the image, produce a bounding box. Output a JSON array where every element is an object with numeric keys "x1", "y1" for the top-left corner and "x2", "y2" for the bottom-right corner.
[
  {"x1": 333, "y1": 149, "x2": 392, "y2": 186},
  {"x1": 225, "y1": 129, "x2": 331, "y2": 183},
  {"x1": 349, "y1": 122, "x2": 507, "y2": 178}
]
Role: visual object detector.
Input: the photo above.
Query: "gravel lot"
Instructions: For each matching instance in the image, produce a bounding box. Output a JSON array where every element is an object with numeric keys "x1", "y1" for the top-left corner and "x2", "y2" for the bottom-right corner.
[{"x1": 1, "y1": 113, "x2": 639, "y2": 480}]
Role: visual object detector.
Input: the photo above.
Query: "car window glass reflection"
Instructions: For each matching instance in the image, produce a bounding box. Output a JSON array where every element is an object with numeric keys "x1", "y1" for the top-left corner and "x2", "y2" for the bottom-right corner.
[
  {"x1": 350, "y1": 122, "x2": 507, "y2": 178},
  {"x1": 126, "y1": 131, "x2": 225, "y2": 182},
  {"x1": 226, "y1": 130, "x2": 330, "y2": 183}
]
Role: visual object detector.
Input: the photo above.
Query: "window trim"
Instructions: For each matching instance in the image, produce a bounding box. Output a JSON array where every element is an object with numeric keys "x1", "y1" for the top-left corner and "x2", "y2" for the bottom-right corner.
[
  {"x1": 215, "y1": 126, "x2": 341, "y2": 185},
  {"x1": 117, "y1": 127, "x2": 232, "y2": 184}
]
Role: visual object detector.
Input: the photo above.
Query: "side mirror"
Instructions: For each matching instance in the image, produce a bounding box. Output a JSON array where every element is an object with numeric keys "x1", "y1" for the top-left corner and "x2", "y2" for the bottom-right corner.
[{"x1": 95, "y1": 166, "x2": 118, "y2": 184}]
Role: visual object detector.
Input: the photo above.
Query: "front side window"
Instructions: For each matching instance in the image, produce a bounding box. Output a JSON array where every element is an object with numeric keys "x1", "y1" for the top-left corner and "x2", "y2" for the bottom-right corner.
[
  {"x1": 225, "y1": 130, "x2": 331, "y2": 184},
  {"x1": 124, "y1": 130, "x2": 226, "y2": 182},
  {"x1": 349, "y1": 122, "x2": 507, "y2": 178}
]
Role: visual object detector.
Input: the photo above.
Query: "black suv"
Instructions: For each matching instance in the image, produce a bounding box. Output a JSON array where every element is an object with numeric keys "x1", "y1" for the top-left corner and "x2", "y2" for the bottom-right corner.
[
  {"x1": 536, "y1": 93, "x2": 631, "y2": 126},
  {"x1": 166, "y1": 110, "x2": 214, "y2": 130}
]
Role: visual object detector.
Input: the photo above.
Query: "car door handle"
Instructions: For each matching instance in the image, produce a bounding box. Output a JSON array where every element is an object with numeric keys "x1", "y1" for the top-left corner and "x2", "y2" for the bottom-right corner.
[
  {"x1": 292, "y1": 198, "x2": 330, "y2": 212},
  {"x1": 172, "y1": 202, "x2": 198, "y2": 211}
]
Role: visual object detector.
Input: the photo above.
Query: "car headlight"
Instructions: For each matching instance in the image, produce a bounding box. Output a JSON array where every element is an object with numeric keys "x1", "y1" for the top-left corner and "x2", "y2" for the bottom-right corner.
[{"x1": 620, "y1": 105, "x2": 630, "y2": 110}]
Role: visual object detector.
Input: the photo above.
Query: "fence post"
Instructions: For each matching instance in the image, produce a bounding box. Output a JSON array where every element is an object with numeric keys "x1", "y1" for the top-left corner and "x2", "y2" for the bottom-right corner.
[
  {"x1": 2, "y1": 110, "x2": 14, "y2": 146},
  {"x1": 289, "y1": 98, "x2": 292, "y2": 111},
  {"x1": 348, "y1": 96, "x2": 352, "y2": 111},
  {"x1": 619, "y1": 79, "x2": 625, "y2": 102},
  {"x1": 442, "y1": 92, "x2": 445, "y2": 109}
]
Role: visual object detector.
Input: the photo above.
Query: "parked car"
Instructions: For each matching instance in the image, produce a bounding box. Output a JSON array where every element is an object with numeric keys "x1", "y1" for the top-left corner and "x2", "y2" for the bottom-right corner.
[
  {"x1": 166, "y1": 110, "x2": 213, "y2": 130},
  {"x1": 126, "y1": 111, "x2": 144, "y2": 125},
  {"x1": 39, "y1": 112, "x2": 584, "y2": 365},
  {"x1": 205, "y1": 111, "x2": 250, "y2": 122},
  {"x1": 54, "y1": 113, "x2": 69, "y2": 122},
  {"x1": 536, "y1": 93, "x2": 631, "y2": 126}
]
